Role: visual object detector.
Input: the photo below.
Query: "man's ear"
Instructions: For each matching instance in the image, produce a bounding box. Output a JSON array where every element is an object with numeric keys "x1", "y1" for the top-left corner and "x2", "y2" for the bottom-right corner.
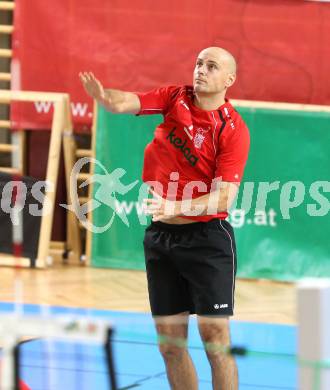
[{"x1": 226, "y1": 73, "x2": 236, "y2": 88}]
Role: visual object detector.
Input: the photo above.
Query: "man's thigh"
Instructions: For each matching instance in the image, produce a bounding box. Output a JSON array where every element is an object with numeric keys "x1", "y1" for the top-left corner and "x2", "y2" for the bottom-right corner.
[
  {"x1": 178, "y1": 219, "x2": 237, "y2": 316},
  {"x1": 143, "y1": 224, "x2": 194, "y2": 316}
]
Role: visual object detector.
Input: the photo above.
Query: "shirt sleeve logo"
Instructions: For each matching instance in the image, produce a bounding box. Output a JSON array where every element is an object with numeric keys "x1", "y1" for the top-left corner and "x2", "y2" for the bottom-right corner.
[{"x1": 179, "y1": 99, "x2": 190, "y2": 111}]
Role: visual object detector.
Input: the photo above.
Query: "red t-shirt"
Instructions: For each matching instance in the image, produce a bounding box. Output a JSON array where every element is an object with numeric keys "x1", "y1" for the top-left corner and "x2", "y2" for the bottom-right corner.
[{"x1": 136, "y1": 85, "x2": 250, "y2": 221}]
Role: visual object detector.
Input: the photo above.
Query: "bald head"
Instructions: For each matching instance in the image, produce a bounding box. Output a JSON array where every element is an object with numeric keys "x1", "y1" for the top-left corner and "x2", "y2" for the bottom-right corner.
[
  {"x1": 193, "y1": 46, "x2": 237, "y2": 100},
  {"x1": 198, "y1": 47, "x2": 237, "y2": 75}
]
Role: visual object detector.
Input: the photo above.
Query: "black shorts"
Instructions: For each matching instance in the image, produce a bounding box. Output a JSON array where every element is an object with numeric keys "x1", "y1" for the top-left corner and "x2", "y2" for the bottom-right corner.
[{"x1": 143, "y1": 218, "x2": 237, "y2": 317}]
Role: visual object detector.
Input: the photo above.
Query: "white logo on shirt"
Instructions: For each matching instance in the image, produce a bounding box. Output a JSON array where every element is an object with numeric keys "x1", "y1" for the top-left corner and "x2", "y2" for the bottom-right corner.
[
  {"x1": 224, "y1": 107, "x2": 235, "y2": 129},
  {"x1": 183, "y1": 126, "x2": 193, "y2": 140},
  {"x1": 180, "y1": 100, "x2": 190, "y2": 110},
  {"x1": 194, "y1": 133, "x2": 205, "y2": 149},
  {"x1": 193, "y1": 127, "x2": 210, "y2": 149}
]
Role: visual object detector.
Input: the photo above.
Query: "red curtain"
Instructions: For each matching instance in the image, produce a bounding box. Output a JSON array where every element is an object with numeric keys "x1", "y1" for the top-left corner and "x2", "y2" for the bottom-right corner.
[{"x1": 11, "y1": 0, "x2": 330, "y2": 130}]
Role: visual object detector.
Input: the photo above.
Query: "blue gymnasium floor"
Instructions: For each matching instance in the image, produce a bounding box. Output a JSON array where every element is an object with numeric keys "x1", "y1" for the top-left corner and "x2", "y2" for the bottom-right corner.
[{"x1": 0, "y1": 303, "x2": 297, "y2": 390}]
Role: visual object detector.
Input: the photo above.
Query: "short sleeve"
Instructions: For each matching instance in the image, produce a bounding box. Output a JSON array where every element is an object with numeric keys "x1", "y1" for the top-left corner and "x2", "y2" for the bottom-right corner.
[
  {"x1": 136, "y1": 86, "x2": 179, "y2": 116},
  {"x1": 214, "y1": 119, "x2": 250, "y2": 184}
]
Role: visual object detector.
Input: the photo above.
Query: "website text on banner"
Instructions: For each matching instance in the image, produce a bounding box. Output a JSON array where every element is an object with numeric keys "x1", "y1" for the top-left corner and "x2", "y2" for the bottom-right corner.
[{"x1": 90, "y1": 105, "x2": 330, "y2": 281}]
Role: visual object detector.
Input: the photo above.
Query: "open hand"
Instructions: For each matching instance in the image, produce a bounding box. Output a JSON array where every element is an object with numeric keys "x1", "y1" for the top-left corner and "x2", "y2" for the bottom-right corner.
[{"x1": 79, "y1": 72, "x2": 105, "y2": 101}]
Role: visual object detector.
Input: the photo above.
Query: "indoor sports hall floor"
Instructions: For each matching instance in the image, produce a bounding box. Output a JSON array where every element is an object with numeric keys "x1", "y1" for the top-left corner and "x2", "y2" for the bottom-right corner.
[{"x1": 0, "y1": 266, "x2": 296, "y2": 390}]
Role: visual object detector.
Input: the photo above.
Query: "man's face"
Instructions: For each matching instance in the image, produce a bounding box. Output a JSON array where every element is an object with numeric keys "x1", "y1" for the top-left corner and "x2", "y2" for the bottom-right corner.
[{"x1": 193, "y1": 49, "x2": 235, "y2": 94}]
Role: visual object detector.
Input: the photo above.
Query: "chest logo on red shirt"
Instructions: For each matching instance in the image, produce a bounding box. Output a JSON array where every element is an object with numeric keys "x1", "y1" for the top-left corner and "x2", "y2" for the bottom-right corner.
[
  {"x1": 193, "y1": 127, "x2": 211, "y2": 149},
  {"x1": 166, "y1": 127, "x2": 199, "y2": 167}
]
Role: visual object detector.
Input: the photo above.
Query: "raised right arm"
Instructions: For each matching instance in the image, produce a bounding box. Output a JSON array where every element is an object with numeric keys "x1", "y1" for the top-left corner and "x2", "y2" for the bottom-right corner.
[{"x1": 79, "y1": 72, "x2": 141, "y2": 114}]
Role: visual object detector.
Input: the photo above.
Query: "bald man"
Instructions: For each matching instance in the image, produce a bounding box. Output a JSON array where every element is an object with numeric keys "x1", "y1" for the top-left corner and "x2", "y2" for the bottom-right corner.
[{"x1": 80, "y1": 47, "x2": 250, "y2": 390}]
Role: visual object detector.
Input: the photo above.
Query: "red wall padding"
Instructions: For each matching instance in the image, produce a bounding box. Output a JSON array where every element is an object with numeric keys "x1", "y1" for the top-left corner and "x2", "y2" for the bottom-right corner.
[{"x1": 11, "y1": 0, "x2": 330, "y2": 130}]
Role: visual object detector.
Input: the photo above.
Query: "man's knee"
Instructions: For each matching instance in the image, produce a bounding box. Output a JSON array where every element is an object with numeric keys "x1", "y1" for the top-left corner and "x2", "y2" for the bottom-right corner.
[
  {"x1": 155, "y1": 314, "x2": 189, "y2": 361},
  {"x1": 159, "y1": 342, "x2": 187, "y2": 361},
  {"x1": 157, "y1": 329, "x2": 188, "y2": 360},
  {"x1": 198, "y1": 316, "x2": 232, "y2": 364},
  {"x1": 199, "y1": 316, "x2": 230, "y2": 340},
  {"x1": 206, "y1": 348, "x2": 230, "y2": 368}
]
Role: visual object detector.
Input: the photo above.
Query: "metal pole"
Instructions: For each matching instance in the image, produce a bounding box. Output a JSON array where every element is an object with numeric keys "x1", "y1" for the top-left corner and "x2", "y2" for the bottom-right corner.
[
  {"x1": 105, "y1": 328, "x2": 118, "y2": 390},
  {"x1": 298, "y1": 278, "x2": 330, "y2": 390}
]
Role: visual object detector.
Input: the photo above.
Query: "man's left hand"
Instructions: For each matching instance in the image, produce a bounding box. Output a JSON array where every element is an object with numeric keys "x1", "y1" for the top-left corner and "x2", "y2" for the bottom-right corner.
[{"x1": 143, "y1": 189, "x2": 182, "y2": 222}]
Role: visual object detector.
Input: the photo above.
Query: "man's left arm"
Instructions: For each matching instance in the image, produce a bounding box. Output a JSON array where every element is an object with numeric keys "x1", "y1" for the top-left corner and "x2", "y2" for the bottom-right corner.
[
  {"x1": 144, "y1": 181, "x2": 238, "y2": 221},
  {"x1": 183, "y1": 181, "x2": 239, "y2": 215}
]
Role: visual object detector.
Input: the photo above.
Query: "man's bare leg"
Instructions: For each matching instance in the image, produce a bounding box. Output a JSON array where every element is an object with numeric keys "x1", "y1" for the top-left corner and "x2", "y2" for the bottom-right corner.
[
  {"x1": 155, "y1": 312, "x2": 198, "y2": 390},
  {"x1": 198, "y1": 316, "x2": 238, "y2": 390}
]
